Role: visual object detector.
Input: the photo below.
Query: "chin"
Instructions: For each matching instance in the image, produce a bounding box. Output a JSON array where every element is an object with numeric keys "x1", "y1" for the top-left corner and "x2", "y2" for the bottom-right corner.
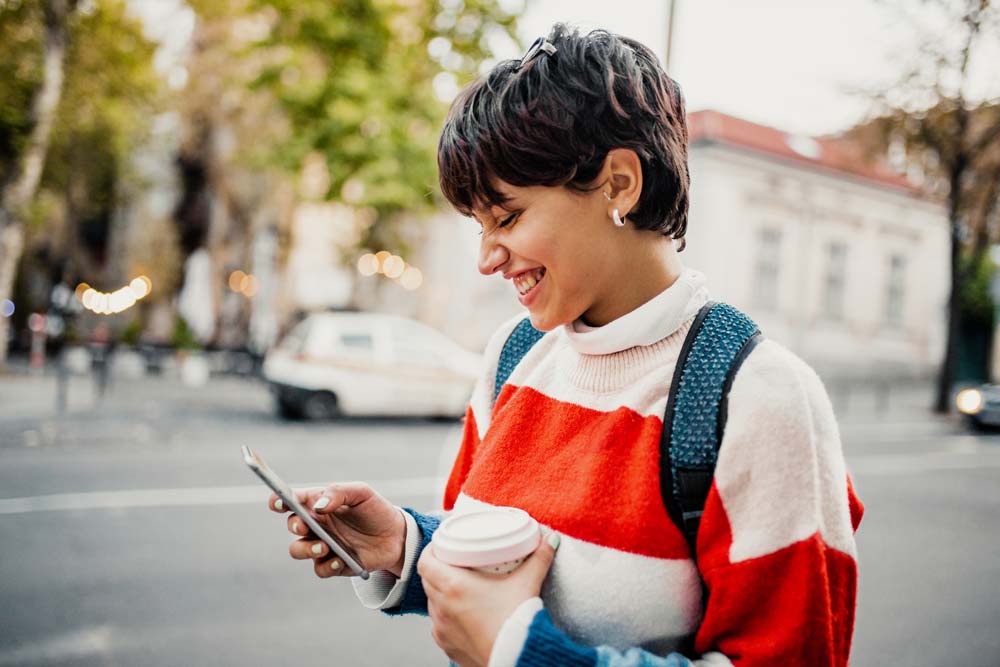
[{"x1": 528, "y1": 310, "x2": 570, "y2": 332}]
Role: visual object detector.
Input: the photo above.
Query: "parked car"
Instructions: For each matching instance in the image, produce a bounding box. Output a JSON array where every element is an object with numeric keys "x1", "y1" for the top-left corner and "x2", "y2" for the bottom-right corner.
[
  {"x1": 955, "y1": 384, "x2": 1000, "y2": 429},
  {"x1": 262, "y1": 312, "x2": 483, "y2": 420}
]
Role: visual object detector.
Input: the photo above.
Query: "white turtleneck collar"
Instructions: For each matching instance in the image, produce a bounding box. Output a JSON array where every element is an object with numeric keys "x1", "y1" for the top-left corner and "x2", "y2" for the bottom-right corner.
[{"x1": 562, "y1": 268, "x2": 709, "y2": 355}]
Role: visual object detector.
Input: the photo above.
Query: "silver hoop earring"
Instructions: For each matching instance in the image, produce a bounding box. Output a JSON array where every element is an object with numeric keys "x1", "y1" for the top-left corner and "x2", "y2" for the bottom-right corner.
[{"x1": 612, "y1": 208, "x2": 626, "y2": 227}]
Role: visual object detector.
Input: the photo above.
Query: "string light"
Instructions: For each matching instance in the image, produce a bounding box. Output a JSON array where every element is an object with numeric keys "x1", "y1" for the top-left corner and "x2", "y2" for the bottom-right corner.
[
  {"x1": 355, "y1": 251, "x2": 424, "y2": 291},
  {"x1": 76, "y1": 276, "x2": 152, "y2": 315}
]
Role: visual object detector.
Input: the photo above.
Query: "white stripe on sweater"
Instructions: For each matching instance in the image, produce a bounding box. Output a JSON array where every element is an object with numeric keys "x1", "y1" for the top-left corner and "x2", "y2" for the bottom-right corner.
[{"x1": 455, "y1": 493, "x2": 703, "y2": 656}]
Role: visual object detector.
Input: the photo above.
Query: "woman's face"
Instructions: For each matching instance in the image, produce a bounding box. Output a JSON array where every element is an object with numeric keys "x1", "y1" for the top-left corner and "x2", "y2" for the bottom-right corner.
[{"x1": 473, "y1": 182, "x2": 619, "y2": 331}]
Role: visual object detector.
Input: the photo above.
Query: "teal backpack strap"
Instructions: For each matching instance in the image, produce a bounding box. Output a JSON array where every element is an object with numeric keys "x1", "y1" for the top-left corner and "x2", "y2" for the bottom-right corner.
[
  {"x1": 493, "y1": 317, "x2": 546, "y2": 404},
  {"x1": 660, "y1": 302, "x2": 762, "y2": 561}
]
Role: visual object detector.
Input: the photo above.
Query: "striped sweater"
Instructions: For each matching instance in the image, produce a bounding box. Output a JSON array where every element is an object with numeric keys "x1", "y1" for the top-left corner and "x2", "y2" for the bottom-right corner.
[{"x1": 354, "y1": 269, "x2": 864, "y2": 667}]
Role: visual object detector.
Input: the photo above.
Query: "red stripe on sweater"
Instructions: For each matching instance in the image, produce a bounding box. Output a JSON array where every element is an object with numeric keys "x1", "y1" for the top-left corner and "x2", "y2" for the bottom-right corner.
[
  {"x1": 695, "y1": 481, "x2": 859, "y2": 666},
  {"x1": 444, "y1": 405, "x2": 480, "y2": 511},
  {"x1": 454, "y1": 385, "x2": 690, "y2": 559},
  {"x1": 847, "y1": 475, "x2": 864, "y2": 532}
]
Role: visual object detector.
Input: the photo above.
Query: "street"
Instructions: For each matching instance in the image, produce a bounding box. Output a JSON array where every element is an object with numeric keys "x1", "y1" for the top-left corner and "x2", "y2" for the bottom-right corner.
[{"x1": 1, "y1": 372, "x2": 999, "y2": 666}]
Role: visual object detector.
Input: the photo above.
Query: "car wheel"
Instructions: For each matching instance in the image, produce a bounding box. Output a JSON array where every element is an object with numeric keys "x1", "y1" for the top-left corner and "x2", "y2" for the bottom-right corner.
[
  {"x1": 302, "y1": 391, "x2": 340, "y2": 420},
  {"x1": 275, "y1": 397, "x2": 303, "y2": 420}
]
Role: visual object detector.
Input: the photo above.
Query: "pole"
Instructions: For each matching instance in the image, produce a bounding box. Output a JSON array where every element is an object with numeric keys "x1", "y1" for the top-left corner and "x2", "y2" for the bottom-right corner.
[{"x1": 665, "y1": 0, "x2": 677, "y2": 70}]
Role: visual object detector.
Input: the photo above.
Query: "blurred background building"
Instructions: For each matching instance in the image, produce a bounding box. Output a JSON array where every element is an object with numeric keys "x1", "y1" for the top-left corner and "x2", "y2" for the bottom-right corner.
[{"x1": 1, "y1": 0, "x2": 998, "y2": 413}]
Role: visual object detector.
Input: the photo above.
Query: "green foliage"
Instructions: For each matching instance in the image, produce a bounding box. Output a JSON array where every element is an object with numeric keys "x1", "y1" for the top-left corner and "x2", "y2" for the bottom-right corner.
[
  {"x1": 170, "y1": 315, "x2": 201, "y2": 350},
  {"x1": 0, "y1": 0, "x2": 161, "y2": 235},
  {"x1": 960, "y1": 253, "x2": 995, "y2": 328},
  {"x1": 0, "y1": 0, "x2": 44, "y2": 185},
  {"x1": 119, "y1": 317, "x2": 142, "y2": 345},
  {"x1": 42, "y1": 1, "x2": 161, "y2": 240},
  {"x1": 188, "y1": 0, "x2": 521, "y2": 251}
]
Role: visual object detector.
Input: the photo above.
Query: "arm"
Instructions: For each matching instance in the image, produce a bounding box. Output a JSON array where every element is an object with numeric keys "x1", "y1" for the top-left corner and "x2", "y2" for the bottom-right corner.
[
  {"x1": 489, "y1": 341, "x2": 862, "y2": 667},
  {"x1": 351, "y1": 508, "x2": 440, "y2": 615}
]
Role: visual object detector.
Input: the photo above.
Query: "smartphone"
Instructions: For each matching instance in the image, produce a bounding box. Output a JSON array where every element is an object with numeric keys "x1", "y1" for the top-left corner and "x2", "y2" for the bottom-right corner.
[{"x1": 242, "y1": 445, "x2": 370, "y2": 580}]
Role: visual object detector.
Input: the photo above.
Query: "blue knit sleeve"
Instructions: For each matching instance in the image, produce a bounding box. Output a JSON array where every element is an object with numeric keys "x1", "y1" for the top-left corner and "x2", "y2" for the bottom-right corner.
[
  {"x1": 380, "y1": 507, "x2": 439, "y2": 617},
  {"x1": 516, "y1": 609, "x2": 696, "y2": 667}
]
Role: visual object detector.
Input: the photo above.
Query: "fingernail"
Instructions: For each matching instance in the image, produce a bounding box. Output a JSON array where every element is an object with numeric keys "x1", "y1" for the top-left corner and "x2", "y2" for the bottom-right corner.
[
  {"x1": 330, "y1": 560, "x2": 342, "y2": 571},
  {"x1": 274, "y1": 499, "x2": 283, "y2": 511},
  {"x1": 547, "y1": 532, "x2": 561, "y2": 550},
  {"x1": 311, "y1": 543, "x2": 323, "y2": 556},
  {"x1": 313, "y1": 497, "x2": 330, "y2": 510}
]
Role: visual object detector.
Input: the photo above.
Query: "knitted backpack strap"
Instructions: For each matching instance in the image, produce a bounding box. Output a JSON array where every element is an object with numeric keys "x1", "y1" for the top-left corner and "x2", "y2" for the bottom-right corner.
[
  {"x1": 660, "y1": 302, "x2": 762, "y2": 561},
  {"x1": 493, "y1": 317, "x2": 546, "y2": 404}
]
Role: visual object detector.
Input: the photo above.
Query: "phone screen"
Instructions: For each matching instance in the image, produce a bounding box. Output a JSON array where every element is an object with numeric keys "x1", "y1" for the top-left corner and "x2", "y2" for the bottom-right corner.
[{"x1": 242, "y1": 445, "x2": 370, "y2": 579}]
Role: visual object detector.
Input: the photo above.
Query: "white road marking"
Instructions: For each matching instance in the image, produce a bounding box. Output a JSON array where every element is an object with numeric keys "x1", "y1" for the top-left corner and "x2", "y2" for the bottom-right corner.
[
  {"x1": 0, "y1": 625, "x2": 113, "y2": 665},
  {"x1": 0, "y1": 477, "x2": 444, "y2": 516}
]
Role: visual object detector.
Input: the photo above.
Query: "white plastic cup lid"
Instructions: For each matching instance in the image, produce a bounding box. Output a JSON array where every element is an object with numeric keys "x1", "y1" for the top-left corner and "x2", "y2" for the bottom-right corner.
[{"x1": 432, "y1": 507, "x2": 541, "y2": 568}]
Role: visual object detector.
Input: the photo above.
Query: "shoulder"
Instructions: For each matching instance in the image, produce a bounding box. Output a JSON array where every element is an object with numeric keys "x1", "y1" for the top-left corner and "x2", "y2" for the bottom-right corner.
[
  {"x1": 728, "y1": 337, "x2": 835, "y2": 433},
  {"x1": 466, "y1": 313, "x2": 533, "y2": 431},
  {"x1": 714, "y1": 337, "x2": 856, "y2": 559}
]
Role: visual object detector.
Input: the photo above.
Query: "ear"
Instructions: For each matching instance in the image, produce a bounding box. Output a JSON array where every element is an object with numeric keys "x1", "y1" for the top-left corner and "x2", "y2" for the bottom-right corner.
[{"x1": 603, "y1": 148, "x2": 642, "y2": 217}]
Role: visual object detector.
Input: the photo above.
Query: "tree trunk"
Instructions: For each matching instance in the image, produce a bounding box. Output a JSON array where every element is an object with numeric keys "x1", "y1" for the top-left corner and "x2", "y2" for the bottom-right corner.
[
  {"x1": 934, "y1": 217, "x2": 963, "y2": 413},
  {"x1": 0, "y1": 0, "x2": 75, "y2": 367},
  {"x1": 934, "y1": 164, "x2": 967, "y2": 413}
]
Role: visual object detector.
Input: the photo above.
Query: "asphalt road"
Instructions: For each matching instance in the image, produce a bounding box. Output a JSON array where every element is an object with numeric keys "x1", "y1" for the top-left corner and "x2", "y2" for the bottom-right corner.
[{"x1": 1, "y1": 372, "x2": 998, "y2": 666}]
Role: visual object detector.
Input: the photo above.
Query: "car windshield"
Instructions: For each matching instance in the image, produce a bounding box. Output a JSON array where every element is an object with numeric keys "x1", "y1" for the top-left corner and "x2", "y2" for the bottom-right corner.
[{"x1": 279, "y1": 320, "x2": 311, "y2": 354}]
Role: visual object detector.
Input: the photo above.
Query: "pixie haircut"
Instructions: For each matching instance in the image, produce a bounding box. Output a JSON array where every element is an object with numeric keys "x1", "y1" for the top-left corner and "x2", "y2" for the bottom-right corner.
[{"x1": 437, "y1": 23, "x2": 689, "y2": 246}]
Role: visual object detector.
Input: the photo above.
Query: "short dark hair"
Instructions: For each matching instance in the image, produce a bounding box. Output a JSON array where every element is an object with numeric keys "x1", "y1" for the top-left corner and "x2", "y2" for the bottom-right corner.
[{"x1": 437, "y1": 23, "x2": 689, "y2": 246}]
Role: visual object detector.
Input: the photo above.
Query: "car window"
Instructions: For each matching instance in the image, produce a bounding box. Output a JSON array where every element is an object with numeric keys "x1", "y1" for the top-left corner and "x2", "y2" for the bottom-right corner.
[
  {"x1": 340, "y1": 333, "x2": 374, "y2": 350},
  {"x1": 279, "y1": 320, "x2": 311, "y2": 354}
]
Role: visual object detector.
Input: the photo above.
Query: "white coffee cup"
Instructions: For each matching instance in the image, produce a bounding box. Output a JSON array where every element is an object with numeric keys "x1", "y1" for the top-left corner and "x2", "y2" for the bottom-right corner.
[{"x1": 431, "y1": 507, "x2": 541, "y2": 574}]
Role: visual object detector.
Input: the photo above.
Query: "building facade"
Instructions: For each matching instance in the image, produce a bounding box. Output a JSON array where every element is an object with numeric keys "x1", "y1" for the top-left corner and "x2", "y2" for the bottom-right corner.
[{"x1": 683, "y1": 111, "x2": 949, "y2": 381}]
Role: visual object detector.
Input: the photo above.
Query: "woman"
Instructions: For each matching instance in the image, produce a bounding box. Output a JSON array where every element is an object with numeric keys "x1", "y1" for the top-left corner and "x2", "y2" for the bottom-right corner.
[{"x1": 269, "y1": 23, "x2": 864, "y2": 667}]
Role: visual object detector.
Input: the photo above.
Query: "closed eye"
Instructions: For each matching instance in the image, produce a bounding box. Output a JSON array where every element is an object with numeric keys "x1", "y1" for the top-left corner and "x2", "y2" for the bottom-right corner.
[
  {"x1": 498, "y1": 213, "x2": 518, "y2": 228},
  {"x1": 476, "y1": 212, "x2": 519, "y2": 236}
]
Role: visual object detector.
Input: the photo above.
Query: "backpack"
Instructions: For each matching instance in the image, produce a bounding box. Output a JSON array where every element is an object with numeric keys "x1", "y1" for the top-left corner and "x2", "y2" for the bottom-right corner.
[{"x1": 491, "y1": 301, "x2": 762, "y2": 563}]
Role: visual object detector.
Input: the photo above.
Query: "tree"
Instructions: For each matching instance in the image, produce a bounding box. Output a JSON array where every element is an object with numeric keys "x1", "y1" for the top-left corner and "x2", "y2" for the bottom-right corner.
[
  {"x1": 0, "y1": 0, "x2": 77, "y2": 365},
  {"x1": 855, "y1": 0, "x2": 1000, "y2": 412},
  {"x1": 188, "y1": 0, "x2": 521, "y2": 253},
  {"x1": 169, "y1": 0, "x2": 521, "y2": 343},
  {"x1": 0, "y1": 0, "x2": 159, "y2": 363}
]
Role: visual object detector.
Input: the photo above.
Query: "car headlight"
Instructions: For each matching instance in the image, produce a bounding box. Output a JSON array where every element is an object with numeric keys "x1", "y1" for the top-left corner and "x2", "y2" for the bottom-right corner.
[{"x1": 956, "y1": 388, "x2": 984, "y2": 415}]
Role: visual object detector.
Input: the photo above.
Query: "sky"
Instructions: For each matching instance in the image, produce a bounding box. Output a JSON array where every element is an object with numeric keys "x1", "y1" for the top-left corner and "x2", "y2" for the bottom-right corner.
[{"x1": 516, "y1": 0, "x2": 1000, "y2": 136}]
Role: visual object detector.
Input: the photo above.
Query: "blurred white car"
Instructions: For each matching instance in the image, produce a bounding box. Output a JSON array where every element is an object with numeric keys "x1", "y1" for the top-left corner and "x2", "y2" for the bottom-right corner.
[{"x1": 263, "y1": 312, "x2": 483, "y2": 420}]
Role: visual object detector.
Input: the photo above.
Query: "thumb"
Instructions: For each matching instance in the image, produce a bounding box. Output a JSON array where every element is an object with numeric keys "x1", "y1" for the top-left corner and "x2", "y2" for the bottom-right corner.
[
  {"x1": 523, "y1": 530, "x2": 560, "y2": 578},
  {"x1": 311, "y1": 482, "x2": 374, "y2": 514}
]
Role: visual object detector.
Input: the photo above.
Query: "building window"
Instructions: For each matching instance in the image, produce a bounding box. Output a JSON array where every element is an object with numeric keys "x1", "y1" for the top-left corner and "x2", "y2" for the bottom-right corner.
[
  {"x1": 822, "y1": 241, "x2": 848, "y2": 320},
  {"x1": 753, "y1": 228, "x2": 782, "y2": 311},
  {"x1": 885, "y1": 254, "x2": 906, "y2": 327}
]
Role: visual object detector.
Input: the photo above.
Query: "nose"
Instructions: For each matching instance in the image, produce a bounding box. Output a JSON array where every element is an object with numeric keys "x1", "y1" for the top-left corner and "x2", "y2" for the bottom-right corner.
[{"x1": 477, "y1": 234, "x2": 509, "y2": 276}]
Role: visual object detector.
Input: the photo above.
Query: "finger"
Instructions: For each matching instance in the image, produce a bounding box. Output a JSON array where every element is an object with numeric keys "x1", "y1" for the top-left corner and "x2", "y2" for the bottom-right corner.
[
  {"x1": 268, "y1": 487, "x2": 326, "y2": 513},
  {"x1": 520, "y1": 530, "x2": 560, "y2": 579},
  {"x1": 310, "y1": 482, "x2": 376, "y2": 515},
  {"x1": 267, "y1": 493, "x2": 286, "y2": 513},
  {"x1": 289, "y1": 537, "x2": 327, "y2": 561},
  {"x1": 314, "y1": 555, "x2": 347, "y2": 578},
  {"x1": 286, "y1": 514, "x2": 311, "y2": 537}
]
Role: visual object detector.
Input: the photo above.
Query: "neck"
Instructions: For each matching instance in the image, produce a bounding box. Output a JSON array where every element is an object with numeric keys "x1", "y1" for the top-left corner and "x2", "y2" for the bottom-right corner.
[{"x1": 581, "y1": 235, "x2": 683, "y2": 327}]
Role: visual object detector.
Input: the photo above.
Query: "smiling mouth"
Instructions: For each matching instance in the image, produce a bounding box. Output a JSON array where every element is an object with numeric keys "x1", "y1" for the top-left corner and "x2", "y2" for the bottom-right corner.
[{"x1": 514, "y1": 268, "x2": 546, "y2": 296}]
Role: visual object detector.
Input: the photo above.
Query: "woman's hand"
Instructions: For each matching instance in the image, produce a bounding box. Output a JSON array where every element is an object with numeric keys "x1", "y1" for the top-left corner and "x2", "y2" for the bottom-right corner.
[
  {"x1": 268, "y1": 482, "x2": 407, "y2": 578},
  {"x1": 417, "y1": 531, "x2": 560, "y2": 667}
]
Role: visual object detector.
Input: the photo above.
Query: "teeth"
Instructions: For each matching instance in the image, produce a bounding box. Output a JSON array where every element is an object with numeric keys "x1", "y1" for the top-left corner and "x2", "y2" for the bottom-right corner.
[{"x1": 514, "y1": 268, "x2": 545, "y2": 295}]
